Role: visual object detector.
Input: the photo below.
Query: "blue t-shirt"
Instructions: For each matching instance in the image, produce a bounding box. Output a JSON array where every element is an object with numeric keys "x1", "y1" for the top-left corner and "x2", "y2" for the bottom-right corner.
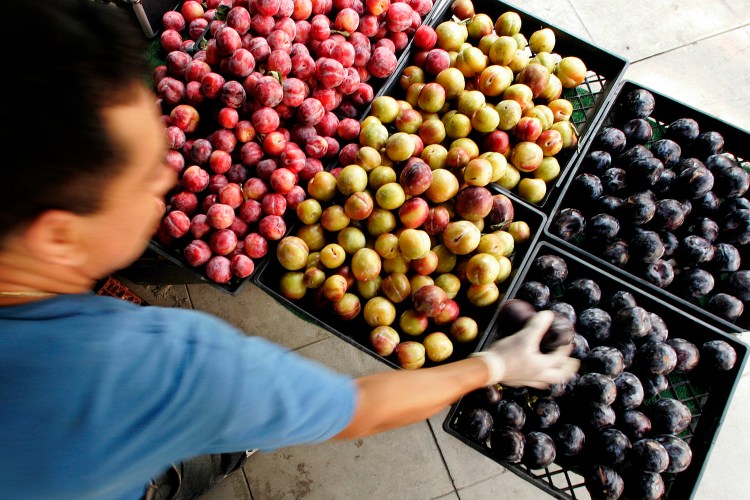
[{"x1": 0, "y1": 294, "x2": 357, "y2": 499}]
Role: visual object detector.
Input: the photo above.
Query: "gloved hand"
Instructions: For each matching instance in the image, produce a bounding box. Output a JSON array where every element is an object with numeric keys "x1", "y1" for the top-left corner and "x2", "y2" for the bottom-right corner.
[{"x1": 470, "y1": 310, "x2": 580, "y2": 388}]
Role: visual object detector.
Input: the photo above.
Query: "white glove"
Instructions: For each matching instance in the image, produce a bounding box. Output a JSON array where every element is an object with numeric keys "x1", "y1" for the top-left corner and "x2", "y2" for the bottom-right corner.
[{"x1": 470, "y1": 310, "x2": 580, "y2": 388}]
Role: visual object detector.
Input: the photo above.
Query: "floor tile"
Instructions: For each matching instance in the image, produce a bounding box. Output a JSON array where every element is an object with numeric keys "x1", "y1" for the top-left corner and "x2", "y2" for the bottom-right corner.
[
  {"x1": 427, "y1": 408, "x2": 506, "y2": 490},
  {"x1": 113, "y1": 275, "x2": 192, "y2": 309},
  {"x1": 244, "y1": 338, "x2": 454, "y2": 500},
  {"x1": 503, "y1": 0, "x2": 590, "y2": 41},
  {"x1": 185, "y1": 281, "x2": 333, "y2": 350},
  {"x1": 625, "y1": 27, "x2": 750, "y2": 132},
  {"x1": 456, "y1": 470, "x2": 553, "y2": 499},
  {"x1": 722, "y1": 0, "x2": 750, "y2": 25},
  {"x1": 569, "y1": 0, "x2": 740, "y2": 62},
  {"x1": 197, "y1": 470, "x2": 252, "y2": 500}
]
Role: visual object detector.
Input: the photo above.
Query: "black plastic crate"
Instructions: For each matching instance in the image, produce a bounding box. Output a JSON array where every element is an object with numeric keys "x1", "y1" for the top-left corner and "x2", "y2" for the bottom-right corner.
[
  {"x1": 545, "y1": 79, "x2": 750, "y2": 333},
  {"x1": 253, "y1": 186, "x2": 546, "y2": 369},
  {"x1": 369, "y1": 0, "x2": 628, "y2": 210},
  {"x1": 443, "y1": 240, "x2": 748, "y2": 499}
]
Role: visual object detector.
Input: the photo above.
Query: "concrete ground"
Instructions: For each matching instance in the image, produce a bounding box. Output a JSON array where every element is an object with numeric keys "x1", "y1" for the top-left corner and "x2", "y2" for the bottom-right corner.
[{"x1": 123, "y1": 0, "x2": 750, "y2": 498}]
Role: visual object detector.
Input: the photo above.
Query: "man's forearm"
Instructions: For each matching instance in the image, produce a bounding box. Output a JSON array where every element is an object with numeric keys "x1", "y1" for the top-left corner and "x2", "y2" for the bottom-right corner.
[{"x1": 334, "y1": 357, "x2": 490, "y2": 439}]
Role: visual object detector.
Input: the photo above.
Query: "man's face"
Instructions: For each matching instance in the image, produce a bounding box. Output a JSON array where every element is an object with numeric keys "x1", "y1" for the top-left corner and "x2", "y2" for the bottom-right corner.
[{"x1": 80, "y1": 86, "x2": 177, "y2": 277}]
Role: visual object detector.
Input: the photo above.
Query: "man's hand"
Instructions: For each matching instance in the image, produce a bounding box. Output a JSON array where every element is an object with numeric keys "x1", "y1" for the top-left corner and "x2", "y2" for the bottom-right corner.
[{"x1": 471, "y1": 311, "x2": 580, "y2": 388}]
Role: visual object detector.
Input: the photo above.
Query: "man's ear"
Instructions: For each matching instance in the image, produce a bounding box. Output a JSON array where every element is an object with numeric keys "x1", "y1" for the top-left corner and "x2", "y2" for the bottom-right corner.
[{"x1": 22, "y1": 210, "x2": 89, "y2": 267}]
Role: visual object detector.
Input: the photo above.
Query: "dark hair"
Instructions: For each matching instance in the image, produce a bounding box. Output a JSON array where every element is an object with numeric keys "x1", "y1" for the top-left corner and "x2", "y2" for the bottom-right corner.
[{"x1": 0, "y1": 0, "x2": 150, "y2": 244}]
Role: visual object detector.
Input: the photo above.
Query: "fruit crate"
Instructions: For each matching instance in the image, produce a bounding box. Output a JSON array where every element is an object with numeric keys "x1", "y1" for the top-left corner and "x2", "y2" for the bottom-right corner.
[
  {"x1": 545, "y1": 79, "x2": 750, "y2": 333},
  {"x1": 94, "y1": 275, "x2": 147, "y2": 305},
  {"x1": 372, "y1": 0, "x2": 628, "y2": 211},
  {"x1": 443, "y1": 240, "x2": 748, "y2": 499},
  {"x1": 253, "y1": 186, "x2": 546, "y2": 369}
]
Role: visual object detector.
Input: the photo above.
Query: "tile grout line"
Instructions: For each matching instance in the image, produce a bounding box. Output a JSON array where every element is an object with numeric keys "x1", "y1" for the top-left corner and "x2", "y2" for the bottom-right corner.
[
  {"x1": 240, "y1": 466, "x2": 255, "y2": 500},
  {"x1": 185, "y1": 284, "x2": 196, "y2": 309},
  {"x1": 566, "y1": 0, "x2": 597, "y2": 45},
  {"x1": 630, "y1": 23, "x2": 750, "y2": 64},
  {"x1": 425, "y1": 417, "x2": 462, "y2": 498}
]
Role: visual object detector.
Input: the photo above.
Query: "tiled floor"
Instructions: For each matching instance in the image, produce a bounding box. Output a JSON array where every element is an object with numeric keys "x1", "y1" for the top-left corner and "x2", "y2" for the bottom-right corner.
[{"x1": 123, "y1": 1, "x2": 750, "y2": 498}]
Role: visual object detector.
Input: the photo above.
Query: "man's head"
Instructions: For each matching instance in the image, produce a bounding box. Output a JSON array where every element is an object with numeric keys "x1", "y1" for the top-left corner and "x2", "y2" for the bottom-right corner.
[{"x1": 0, "y1": 1, "x2": 176, "y2": 279}]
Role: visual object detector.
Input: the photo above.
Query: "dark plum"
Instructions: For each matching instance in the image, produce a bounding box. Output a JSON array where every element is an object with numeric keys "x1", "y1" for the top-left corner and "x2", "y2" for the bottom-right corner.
[
  {"x1": 614, "y1": 372, "x2": 644, "y2": 410},
  {"x1": 648, "y1": 398, "x2": 692, "y2": 434},
  {"x1": 622, "y1": 193, "x2": 656, "y2": 225},
  {"x1": 492, "y1": 399, "x2": 526, "y2": 429},
  {"x1": 606, "y1": 291, "x2": 638, "y2": 313},
  {"x1": 632, "y1": 439, "x2": 670, "y2": 473},
  {"x1": 551, "y1": 208, "x2": 586, "y2": 242},
  {"x1": 641, "y1": 259, "x2": 675, "y2": 288},
  {"x1": 611, "y1": 337, "x2": 637, "y2": 368},
  {"x1": 642, "y1": 373, "x2": 669, "y2": 399},
  {"x1": 516, "y1": 281, "x2": 551, "y2": 310},
  {"x1": 465, "y1": 386, "x2": 503, "y2": 408},
  {"x1": 456, "y1": 408, "x2": 494, "y2": 443},
  {"x1": 588, "y1": 213, "x2": 620, "y2": 241},
  {"x1": 660, "y1": 231, "x2": 679, "y2": 258},
  {"x1": 496, "y1": 299, "x2": 536, "y2": 335},
  {"x1": 620, "y1": 410, "x2": 652, "y2": 442},
  {"x1": 667, "y1": 338, "x2": 700, "y2": 372},
  {"x1": 576, "y1": 373, "x2": 617, "y2": 406},
  {"x1": 565, "y1": 278, "x2": 601, "y2": 309},
  {"x1": 677, "y1": 235, "x2": 714, "y2": 265},
  {"x1": 551, "y1": 424, "x2": 585, "y2": 457},
  {"x1": 680, "y1": 198, "x2": 693, "y2": 218},
  {"x1": 530, "y1": 255, "x2": 568, "y2": 287},
  {"x1": 706, "y1": 293, "x2": 744, "y2": 322},
  {"x1": 577, "y1": 308, "x2": 612, "y2": 343},
  {"x1": 652, "y1": 168, "x2": 676, "y2": 195},
  {"x1": 598, "y1": 195, "x2": 624, "y2": 215},
  {"x1": 650, "y1": 138, "x2": 682, "y2": 167},
  {"x1": 713, "y1": 166, "x2": 750, "y2": 198},
  {"x1": 675, "y1": 163, "x2": 714, "y2": 199},
  {"x1": 629, "y1": 230, "x2": 664, "y2": 263},
  {"x1": 676, "y1": 268, "x2": 715, "y2": 300},
  {"x1": 584, "y1": 346, "x2": 625, "y2": 378},
  {"x1": 490, "y1": 427, "x2": 525, "y2": 462},
  {"x1": 729, "y1": 270, "x2": 750, "y2": 301},
  {"x1": 585, "y1": 465, "x2": 624, "y2": 500},
  {"x1": 550, "y1": 302, "x2": 577, "y2": 325},
  {"x1": 642, "y1": 312, "x2": 668, "y2": 343},
  {"x1": 626, "y1": 472, "x2": 665, "y2": 500},
  {"x1": 571, "y1": 333, "x2": 590, "y2": 359},
  {"x1": 693, "y1": 130, "x2": 724, "y2": 157},
  {"x1": 626, "y1": 157, "x2": 663, "y2": 190},
  {"x1": 721, "y1": 197, "x2": 750, "y2": 216},
  {"x1": 623, "y1": 88, "x2": 656, "y2": 118},
  {"x1": 530, "y1": 397, "x2": 560, "y2": 429},
  {"x1": 594, "y1": 127, "x2": 627, "y2": 154},
  {"x1": 652, "y1": 199, "x2": 686, "y2": 231},
  {"x1": 701, "y1": 340, "x2": 738, "y2": 371},
  {"x1": 570, "y1": 173, "x2": 604, "y2": 203},
  {"x1": 666, "y1": 117, "x2": 700, "y2": 146},
  {"x1": 582, "y1": 150, "x2": 612, "y2": 176},
  {"x1": 614, "y1": 306, "x2": 652, "y2": 339},
  {"x1": 622, "y1": 118, "x2": 653, "y2": 145},
  {"x1": 655, "y1": 434, "x2": 693, "y2": 473},
  {"x1": 705, "y1": 153, "x2": 738, "y2": 172},
  {"x1": 541, "y1": 315, "x2": 576, "y2": 354},
  {"x1": 637, "y1": 341, "x2": 678, "y2": 375},
  {"x1": 594, "y1": 428, "x2": 631, "y2": 466},
  {"x1": 601, "y1": 167, "x2": 628, "y2": 195},
  {"x1": 522, "y1": 432, "x2": 556, "y2": 469},
  {"x1": 675, "y1": 157, "x2": 705, "y2": 174},
  {"x1": 619, "y1": 144, "x2": 653, "y2": 167},
  {"x1": 601, "y1": 239, "x2": 630, "y2": 268},
  {"x1": 502, "y1": 387, "x2": 530, "y2": 405},
  {"x1": 688, "y1": 217, "x2": 719, "y2": 242},
  {"x1": 711, "y1": 243, "x2": 741, "y2": 272},
  {"x1": 722, "y1": 209, "x2": 750, "y2": 246}
]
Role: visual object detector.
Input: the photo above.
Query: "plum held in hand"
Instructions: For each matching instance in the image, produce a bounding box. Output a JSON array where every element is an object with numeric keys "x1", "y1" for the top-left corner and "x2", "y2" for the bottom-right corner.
[
  {"x1": 585, "y1": 465, "x2": 624, "y2": 500},
  {"x1": 490, "y1": 427, "x2": 525, "y2": 463},
  {"x1": 496, "y1": 299, "x2": 536, "y2": 336},
  {"x1": 541, "y1": 315, "x2": 575, "y2": 354},
  {"x1": 522, "y1": 432, "x2": 556, "y2": 469}
]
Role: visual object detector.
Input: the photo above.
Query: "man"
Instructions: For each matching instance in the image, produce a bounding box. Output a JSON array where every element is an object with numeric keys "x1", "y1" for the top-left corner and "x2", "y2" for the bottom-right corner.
[{"x1": 0, "y1": 1, "x2": 578, "y2": 499}]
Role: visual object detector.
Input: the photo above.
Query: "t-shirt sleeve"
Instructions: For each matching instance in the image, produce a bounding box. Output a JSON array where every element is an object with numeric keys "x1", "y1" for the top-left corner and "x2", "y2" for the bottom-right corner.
[{"x1": 117, "y1": 307, "x2": 357, "y2": 461}]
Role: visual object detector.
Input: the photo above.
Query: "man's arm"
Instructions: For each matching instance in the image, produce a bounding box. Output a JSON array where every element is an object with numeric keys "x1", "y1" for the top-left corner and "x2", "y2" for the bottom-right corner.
[{"x1": 335, "y1": 311, "x2": 580, "y2": 439}]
